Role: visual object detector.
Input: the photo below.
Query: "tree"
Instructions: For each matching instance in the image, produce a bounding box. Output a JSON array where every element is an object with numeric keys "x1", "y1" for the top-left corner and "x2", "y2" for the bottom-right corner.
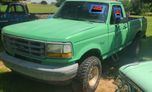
[
  {"x1": 131, "y1": 0, "x2": 142, "y2": 14},
  {"x1": 56, "y1": 0, "x2": 65, "y2": 7},
  {"x1": 0, "y1": 0, "x2": 24, "y2": 3}
]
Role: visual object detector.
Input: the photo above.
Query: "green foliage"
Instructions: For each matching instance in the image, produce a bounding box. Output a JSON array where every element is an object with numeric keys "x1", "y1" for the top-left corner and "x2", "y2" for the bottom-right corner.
[
  {"x1": 121, "y1": 0, "x2": 152, "y2": 15},
  {"x1": 131, "y1": 0, "x2": 142, "y2": 15},
  {"x1": 0, "y1": 5, "x2": 7, "y2": 13},
  {"x1": 120, "y1": 0, "x2": 141, "y2": 15},
  {"x1": 56, "y1": 0, "x2": 65, "y2": 7},
  {"x1": 121, "y1": 0, "x2": 132, "y2": 12},
  {"x1": 0, "y1": 3, "x2": 57, "y2": 13},
  {"x1": 141, "y1": 3, "x2": 151, "y2": 15}
]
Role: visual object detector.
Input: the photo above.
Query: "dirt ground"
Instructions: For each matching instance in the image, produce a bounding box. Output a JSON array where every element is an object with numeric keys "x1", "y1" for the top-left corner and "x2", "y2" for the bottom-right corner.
[
  {"x1": 0, "y1": 61, "x2": 117, "y2": 92},
  {"x1": 96, "y1": 79, "x2": 116, "y2": 92}
]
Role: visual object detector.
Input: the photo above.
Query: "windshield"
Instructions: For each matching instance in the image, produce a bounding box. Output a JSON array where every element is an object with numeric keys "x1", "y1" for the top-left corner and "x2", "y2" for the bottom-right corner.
[{"x1": 54, "y1": 1, "x2": 109, "y2": 23}]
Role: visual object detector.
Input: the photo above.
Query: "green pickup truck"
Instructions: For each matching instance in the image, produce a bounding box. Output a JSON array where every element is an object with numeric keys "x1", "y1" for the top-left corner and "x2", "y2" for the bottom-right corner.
[{"x1": 0, "y1": 0, "x2": 147, "y2": 92}]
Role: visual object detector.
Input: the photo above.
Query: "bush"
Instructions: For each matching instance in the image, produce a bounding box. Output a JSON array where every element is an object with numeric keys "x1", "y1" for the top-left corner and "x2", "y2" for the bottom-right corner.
[
  {"x1": 141, "y1": 3, "x2": 151, "y2": 15},
  {"x1": 121, "y1": 0, "x2": 141, "y2": 15},
  {"x1": 56, "y1": 0, "x2": 65, "y2": 7}
]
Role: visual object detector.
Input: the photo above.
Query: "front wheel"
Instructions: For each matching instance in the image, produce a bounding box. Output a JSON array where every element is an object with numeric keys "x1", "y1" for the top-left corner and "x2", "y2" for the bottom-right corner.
[{"x1": 72, "y1": 56, "x2": 102, "y2": 92}]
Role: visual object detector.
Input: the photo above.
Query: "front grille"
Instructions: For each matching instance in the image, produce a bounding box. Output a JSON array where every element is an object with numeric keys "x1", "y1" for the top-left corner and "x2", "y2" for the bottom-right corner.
[{"x1": 3, "y1": 35, "x2": 45, "y2": 58}]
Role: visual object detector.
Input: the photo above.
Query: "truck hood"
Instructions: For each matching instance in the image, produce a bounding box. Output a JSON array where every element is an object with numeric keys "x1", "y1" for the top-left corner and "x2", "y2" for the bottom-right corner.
[
  {"x1": 120, "y1": 61, "x2": 152, "y2": 92},
  {"x1": 3, "y1": 18, "x2": 98, "y2": 42}
]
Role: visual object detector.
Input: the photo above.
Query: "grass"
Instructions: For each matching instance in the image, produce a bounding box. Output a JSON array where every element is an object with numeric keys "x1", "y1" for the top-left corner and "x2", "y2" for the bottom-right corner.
[
  {"x1": 0, "y1": 5, "x2": 7, "y2": 13},
  {"x1": 27, "y1": 4, "x2": 58, "y2": 13},
  {"x1": 145, "y1": 16, "x2": 152, "y2": 37},
  {"x1": 0, "y1": 4, "x2": 57, "y2": 13}
]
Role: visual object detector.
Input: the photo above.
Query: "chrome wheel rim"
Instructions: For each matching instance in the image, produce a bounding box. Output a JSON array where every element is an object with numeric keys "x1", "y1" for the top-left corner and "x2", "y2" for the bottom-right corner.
[{"x1": 88, "y1": 66, "x2": 99, "y2": 88}]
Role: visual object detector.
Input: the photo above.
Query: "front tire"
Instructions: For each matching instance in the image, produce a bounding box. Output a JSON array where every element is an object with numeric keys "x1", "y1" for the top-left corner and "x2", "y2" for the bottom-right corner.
[{"x1": 72, "y1": 56, "x2": 102, "y2": 92}]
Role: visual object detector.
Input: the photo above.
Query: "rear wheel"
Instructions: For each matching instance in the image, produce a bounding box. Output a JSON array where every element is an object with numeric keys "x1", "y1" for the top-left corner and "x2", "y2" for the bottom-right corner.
[
  {"x1": 72, "y1": 56, "x2": 101, "y2": 92},
  {"x1": 129, "y1": 34, "x2": 141, "y2": 58}
]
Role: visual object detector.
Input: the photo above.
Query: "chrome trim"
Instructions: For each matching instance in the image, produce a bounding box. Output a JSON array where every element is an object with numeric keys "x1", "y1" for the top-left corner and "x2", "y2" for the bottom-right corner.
[
  {"x1": 119, "y1": 71, "x2": 144, "y2": 92},
  {"x1": 0, "y1": 20, "x2": 8, "y2": 22},
  {"x1": 3, "y1": 33, "x2": 70, "y2": 44},
  {"x1": 3, "y1": 34, "x2": 45, "y2": 58},
  {"x1": 2, "y1": 34, "x2": 73, "y2": 59}
]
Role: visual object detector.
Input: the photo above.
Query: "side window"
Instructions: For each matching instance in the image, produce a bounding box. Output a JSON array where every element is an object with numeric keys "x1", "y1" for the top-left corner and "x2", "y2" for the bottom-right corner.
[
  {"x1": 15, "y1": 5, "x2": 25, "y2": 13},
  {"x1": 110, "y1": 5, "x2": 123, "y2": 24},
  {"x1": 0, "y1": 5, "x2": 7, "y2": 13},
  {"x1": 8, "y1": 5, "x2": 15, "y2": 13}
]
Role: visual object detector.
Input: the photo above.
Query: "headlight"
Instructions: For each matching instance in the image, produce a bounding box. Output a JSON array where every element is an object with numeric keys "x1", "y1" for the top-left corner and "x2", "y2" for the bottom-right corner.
[{"x1": 46, "y1": 42, "x2": 72, "y2": 58}]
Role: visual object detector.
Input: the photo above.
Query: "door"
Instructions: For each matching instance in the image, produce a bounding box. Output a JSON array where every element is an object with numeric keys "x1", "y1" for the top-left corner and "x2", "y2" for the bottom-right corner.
[
  {"x1": 14, "y1": 4, "x2": 29, "y2": 22},
  {"x1": 6, "y1": 4, "x2": 29, "y2": 24},
  {"x1": 109, "y1": 5, "x2": 128, "y2": 51}
]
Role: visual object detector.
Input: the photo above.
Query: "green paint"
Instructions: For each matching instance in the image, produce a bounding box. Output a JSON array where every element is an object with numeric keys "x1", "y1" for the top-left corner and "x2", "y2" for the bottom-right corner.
[
  {"x1": 120, "y1": 61, "x2": 152, "y2": 92},
  {"x1": 2, "y1": 0, "x2": 146, "y2": 65}
]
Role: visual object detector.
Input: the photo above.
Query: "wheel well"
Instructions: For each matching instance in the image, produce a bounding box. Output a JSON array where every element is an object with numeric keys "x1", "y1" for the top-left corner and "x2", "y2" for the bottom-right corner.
[
  {"x1": 77, "y1": 49, "x2": 102, "y2": 64},
  {"x1": 136, "y1": 31, "x2": 144, "y2": 38}
]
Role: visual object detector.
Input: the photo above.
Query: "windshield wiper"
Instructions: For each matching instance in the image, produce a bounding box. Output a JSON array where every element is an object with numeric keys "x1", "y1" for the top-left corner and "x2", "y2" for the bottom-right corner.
[{"x1": 54, "y1": 16, "x2": 103, "y2": 23}]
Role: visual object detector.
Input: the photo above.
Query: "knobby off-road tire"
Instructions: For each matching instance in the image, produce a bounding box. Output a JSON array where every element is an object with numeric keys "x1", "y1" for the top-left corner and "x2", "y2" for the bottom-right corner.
[{"x1": 72, "y1": 56, "x2": 102, "y2": 92}]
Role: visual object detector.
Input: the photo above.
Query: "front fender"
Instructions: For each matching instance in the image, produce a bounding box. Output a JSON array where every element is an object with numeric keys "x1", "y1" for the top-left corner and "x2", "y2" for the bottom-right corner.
[{"x1": 72, "y1": 43, "x2": 103, "y2": 61}]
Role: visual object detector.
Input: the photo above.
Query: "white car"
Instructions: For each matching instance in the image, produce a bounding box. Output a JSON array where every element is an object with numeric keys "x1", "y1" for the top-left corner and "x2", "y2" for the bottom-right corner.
[{"x1": 27, "y1": 0, "x2": 56, "y2": 4}]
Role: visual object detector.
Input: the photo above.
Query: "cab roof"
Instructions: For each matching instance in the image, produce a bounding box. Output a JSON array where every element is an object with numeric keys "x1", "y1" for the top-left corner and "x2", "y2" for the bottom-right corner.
[
  {"x1": 66, "y1": 0, "x2": 122, "y2": 4},
  {"x1": 120, "y1": 61, "x2": 152, "y2": 92}
]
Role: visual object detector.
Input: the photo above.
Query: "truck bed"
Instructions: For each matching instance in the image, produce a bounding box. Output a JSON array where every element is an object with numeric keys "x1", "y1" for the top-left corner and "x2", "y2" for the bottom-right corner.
[{"x1": 128, "y1": 17, "x2": 147, "y2": 41}]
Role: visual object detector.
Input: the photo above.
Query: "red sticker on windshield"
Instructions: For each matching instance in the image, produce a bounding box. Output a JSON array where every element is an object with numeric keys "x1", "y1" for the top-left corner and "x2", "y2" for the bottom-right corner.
[
  {"x1": 115, "y1": 10, "x2": 120, "y2": 15},
  {"x1": 91, "y1": 5, "x2": 103, "y2": 12},
  {"x1": 92, "y1": 6, "x2": 102, "y2": 11},
  {"x1": 89, "y1": 4, "x2": 107, "y2": 14}
]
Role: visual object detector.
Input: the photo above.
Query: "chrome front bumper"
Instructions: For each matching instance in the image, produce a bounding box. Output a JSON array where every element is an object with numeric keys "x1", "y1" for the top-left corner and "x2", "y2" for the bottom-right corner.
[{"x1": 0, "y1": 52, "x2": 78, "y2": 82}]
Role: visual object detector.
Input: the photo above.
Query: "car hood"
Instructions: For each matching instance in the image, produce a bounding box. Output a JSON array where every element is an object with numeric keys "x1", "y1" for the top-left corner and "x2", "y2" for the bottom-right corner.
[
  {"x1": 2, "y1": 18, "x2": 99, "y2": 42},
  {"x1": 120, "y1": 61, "x2": 152, "y2": 92}
]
